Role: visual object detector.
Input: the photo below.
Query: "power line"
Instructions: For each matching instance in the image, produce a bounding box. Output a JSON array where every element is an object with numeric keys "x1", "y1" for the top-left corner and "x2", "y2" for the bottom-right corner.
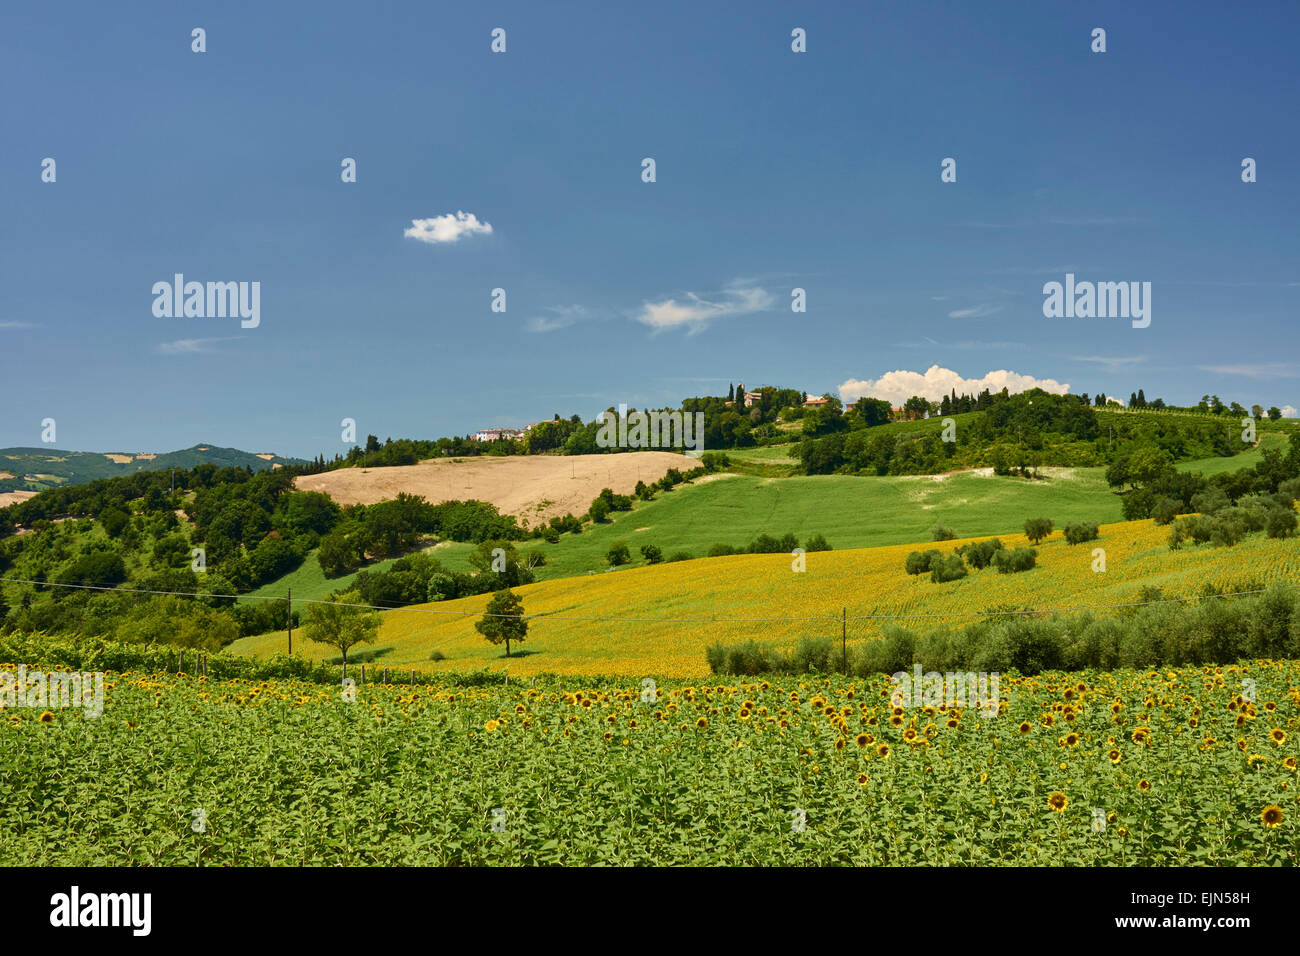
[{"x1": 0, "y1": 575, "x2": 1290, "y2": 623}]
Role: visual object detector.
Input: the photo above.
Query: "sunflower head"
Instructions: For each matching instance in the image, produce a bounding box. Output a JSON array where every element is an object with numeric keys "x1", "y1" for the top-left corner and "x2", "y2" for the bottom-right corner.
[
  {"x1": 1047, "y1": 792, "x2": 1068, "y2": 812},
  {"x1": 1262, "y1": 805, "x2": 1284, "y2": 828}
]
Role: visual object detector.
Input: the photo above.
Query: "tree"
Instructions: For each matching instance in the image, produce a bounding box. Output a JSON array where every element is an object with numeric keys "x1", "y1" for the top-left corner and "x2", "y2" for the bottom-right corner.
[
  {"x1": 1126, "y1": 447, "x2": 1175, "y2": 487},
  {"x1": 476, "y1": 589, "x2": 527, "y2": 657},
  {"x1": 607, "y1": 541, "x2": 631, "y2": 566},
  {"x1": 302, "y1": 590, "x2": 380, "y2": 668},
  {"x1": 1268, "y1": 407, "x2": 1282, "y2": 421},
  {"x1": 468, "y1": 540, "x2": 535, "y2": 588},
  {"x1": 640, "y1": 544, "x2": 663, "y2": 564},
  {"x1": 1023, "y1": 517, "x2": 1054, "y2": 544}
]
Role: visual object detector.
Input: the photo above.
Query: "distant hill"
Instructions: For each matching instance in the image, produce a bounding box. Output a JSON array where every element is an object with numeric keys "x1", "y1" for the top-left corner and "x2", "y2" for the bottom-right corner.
[{"x1": 0, "y1": 444, "x2": 306, "y2": 493}]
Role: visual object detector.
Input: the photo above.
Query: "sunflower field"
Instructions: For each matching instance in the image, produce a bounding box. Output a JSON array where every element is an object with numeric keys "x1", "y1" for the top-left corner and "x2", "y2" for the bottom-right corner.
[{"x1": 2, "y1": 660, "x2": 1297, "y2": 865}]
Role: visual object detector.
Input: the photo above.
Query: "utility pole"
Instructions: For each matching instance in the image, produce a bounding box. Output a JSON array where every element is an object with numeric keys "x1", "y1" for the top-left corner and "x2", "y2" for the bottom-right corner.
[{"x1": 286, "y1": 588, "x2": 292, "y2": 656}]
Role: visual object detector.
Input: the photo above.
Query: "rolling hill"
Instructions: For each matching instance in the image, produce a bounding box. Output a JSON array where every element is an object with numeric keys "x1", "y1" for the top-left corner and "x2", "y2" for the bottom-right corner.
[
  {"x1": 0, "y1": 443, "x2": 305, "y2": 495},
  {"x1": 229, "y1": 515, "x2": 1300, "y2": 678}
]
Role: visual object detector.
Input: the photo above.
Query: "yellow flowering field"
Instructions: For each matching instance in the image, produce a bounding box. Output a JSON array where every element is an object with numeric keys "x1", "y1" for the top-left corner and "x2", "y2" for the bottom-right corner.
[
  {"x1": 232, "y1": 517, "x2": 1300, "y2": 677},
  {"x1": 2, "y1": 662, "x2": 1296, "y2": 865}
]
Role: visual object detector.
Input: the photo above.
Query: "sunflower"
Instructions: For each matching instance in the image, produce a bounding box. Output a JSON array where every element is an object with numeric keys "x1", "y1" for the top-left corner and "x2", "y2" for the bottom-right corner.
[
  {"x1": 1138, "y1": 779, "x2": 1151, "y2": 792},
  {"x1": 903, "y1": 727, "x2": 917, "y2": 742},
  {"x1": 695, "y1": 716, "x2": 708, "y2": 728},
  {"x1": 945, "y1": 718, "x2": 959, "y2": 729},
  {"x1": 1018, "y1": 721, "x2": 1032, "y2": 734},
  {"x1": 1108, "y1": 749, "x2": 1122, "y2": 764},
  {"x1": 38, "y1": 711, "x2": 55, "y2": 724},
  {"x1": 1284, "y1": 757, "x2": 1297, "y2": 771},
  {"x1": 856, "y1": 773, "x2": 869, "y2": 786},
  {"x1": 855, "y1": 732, "x2": 872, "y2": 748},
  {"x1": 876, "y1": 743, "x2": 891, "y2": 759},
  {"x1": 1261, "y1": 805, "x2": 1284, "y2": 828},
  {"x1": 889, "y1": 714, "x2": 904, "y2": 727},
  {"x1": 834, "y1": 737, "x2": 847, "y2": 751},
  {"x1": 1271, "y1": 728, "x2": 1287, "y2": 745},
  {"x1": 602, "y1": 731, "x2": 613, "y2": 741},
  {"x1": 1047, "y1": 792, "x2": 1068, "y2": 812},
  {"x1": 1064, "y1": 733, "x2": 1080, "y2": 748}
]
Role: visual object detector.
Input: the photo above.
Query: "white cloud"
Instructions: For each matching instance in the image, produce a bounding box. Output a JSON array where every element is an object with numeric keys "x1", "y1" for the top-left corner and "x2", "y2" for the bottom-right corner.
[
  {"x1": 838, "y1": 365, "x2": 1070, "y2": 406},
  {"x1": 1073, "y1": 354, "x2": 1147, "y2": 372},
  {"x1": 634, "y1": 281, "x2": 773, "y2": 333},
  {"x1": 1198, "y1": 362, "x2": 1299, "y2": 379},
  {"x1": 947, "y1": 303, "x2": 1002, "y2": 319},
  {"x1": 0, "y1": 321, "x2": 35, "y2": 330},
  {"x1": 526, "y1": 306, "x2": 588, "y2": 334},
  {"x1": 157, "y1": 337, "x2": 233, "y2": 354},
  {"x1": 1282, "y1": 405, "x2": 1298, "y2": 418},
  {"x1": 403, "y1": 211, "x2": 493, "y2": 245}
]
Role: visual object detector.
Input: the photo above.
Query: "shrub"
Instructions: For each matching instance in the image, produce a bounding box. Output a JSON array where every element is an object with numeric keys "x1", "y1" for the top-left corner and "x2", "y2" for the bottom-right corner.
[
  {"x1": 904, "y1": 550, "x2": 941, "y2": 575},
  {"x1": 667, "y1": 550, "x2": 693, "y2": 562},
  {"x1": 804, "y1": 533, "x2": 832, "y2": 552},
  {"x1": 1266, "y1": 507, "x2": 1297, "y2": 538},
  {"x1": 991, "y1": 547, "x2": 1037, "y2": 574},
  {"x1": 1023, "y1": 518, "x2": 1054, "y2": 544},
  {"x1": 1151, "y1": 497, "x2": 1181, "y2": 525},
  {"x1": 640, "y1": 544, "x2": 663, "y2": 564},
  {"x1": 1063, "y1": 522, "x2": 1100, "y2": 545},
  {"x1": 606, "y1": 542, "x2": 631, "y2": 566},
  {"x1": 930, "y1": 524, "x2": 957, "y2": 542},
  {"x1": 958, "y1": 538, "x2": 1003, "y2": 569},
  {"x1": 707, "y1": 543, "x2": 739, "y2": 557},
  {"x1": 929, "y1": 553, "x2": 968, "y2": 584}
]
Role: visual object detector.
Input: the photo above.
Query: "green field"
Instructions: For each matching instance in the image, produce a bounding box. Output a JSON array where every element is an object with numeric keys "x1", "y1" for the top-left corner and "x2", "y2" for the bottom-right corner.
[
  {"x1": 240, "y1": 540, "x2": 479, "y2": 604},
  {"x1": 519, "y1": 466, "x2": 1124, "y2": 580},
  {"x1": 1178, "y1": 430, "x2": 1288, "y2": 476}
]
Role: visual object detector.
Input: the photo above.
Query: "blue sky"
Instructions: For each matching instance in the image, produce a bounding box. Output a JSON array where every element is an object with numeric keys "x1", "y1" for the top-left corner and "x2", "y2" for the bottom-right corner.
[{"x1": 2, "y1": 0, "x2": 1297, "y2": 458}]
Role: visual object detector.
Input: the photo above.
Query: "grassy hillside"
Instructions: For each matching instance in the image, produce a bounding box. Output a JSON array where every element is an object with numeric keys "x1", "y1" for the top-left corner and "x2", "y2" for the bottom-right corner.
[
  {"x1": 0, "y1": 443, "x2": 304, "y2": 493},
  {"x1": 229, "y1": 515, "x2": 1299, "y2": 677},
  {"x1": 1177, "y1": 430, "x2": 1288, "y2": 476},
  {"x1": 239, "y1": 540, "x2": 479, "y2": 604},
  {"x1": 517, "y1": 467, "x2": 1123, "y2": 579}
]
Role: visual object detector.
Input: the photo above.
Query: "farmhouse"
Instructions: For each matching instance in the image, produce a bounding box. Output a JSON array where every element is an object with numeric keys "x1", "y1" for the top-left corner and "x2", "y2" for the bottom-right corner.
[
  {"x1": 802, "y1": 396, "x2": 829, "y2": 408},
  {"x1": 472, "y1": 427, "x2": 525, "y2": 443}
]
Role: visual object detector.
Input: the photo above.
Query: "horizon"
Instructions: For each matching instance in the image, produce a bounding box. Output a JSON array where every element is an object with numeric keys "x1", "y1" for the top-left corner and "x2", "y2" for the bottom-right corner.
[{"x1": 3, "y1": 0, "x2": 1298, "y2": 459}]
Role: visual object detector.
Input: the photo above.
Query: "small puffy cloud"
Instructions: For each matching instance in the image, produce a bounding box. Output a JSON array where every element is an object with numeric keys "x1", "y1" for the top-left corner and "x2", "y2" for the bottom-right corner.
[
  {"x1": 635, "y1": 281, "x2": 773, "y2": 333},
  {"x1": 838, "y1": 365, "x2": 1070, "y2": 406},
  {"x1": 1282, "y1": 405, "x2": 1298, "y2": 418},
  {"x1": 403, "y1": 211, "x2": 493, "y2": 245}
]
